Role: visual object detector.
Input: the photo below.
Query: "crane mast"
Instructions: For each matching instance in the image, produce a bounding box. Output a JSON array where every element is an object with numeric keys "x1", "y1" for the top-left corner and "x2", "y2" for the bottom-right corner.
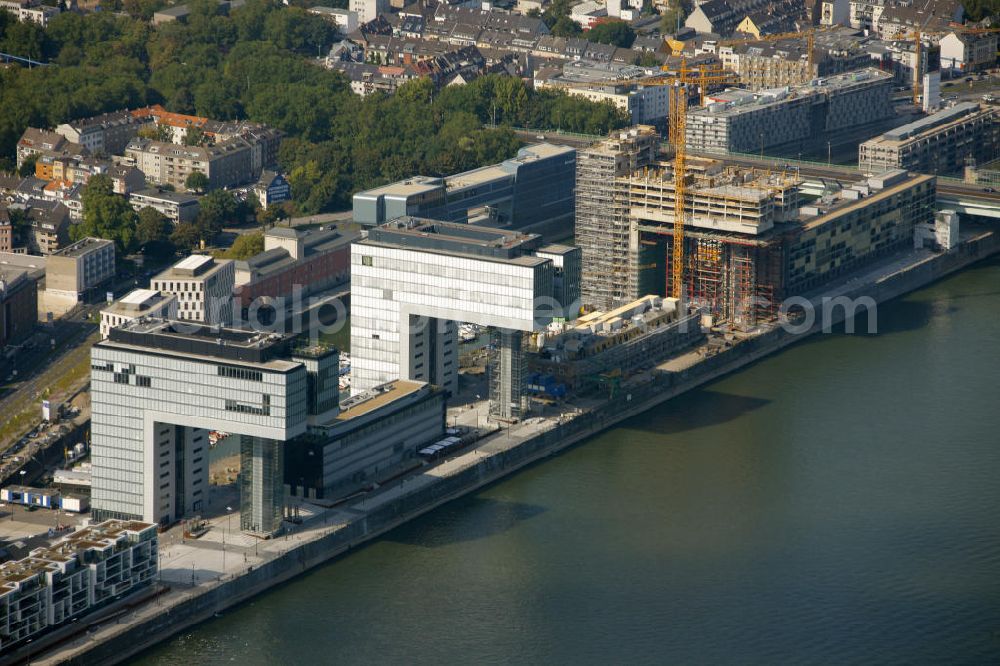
[{"x1": 671, "y1": 82, "x2": 687, "y2": 302}]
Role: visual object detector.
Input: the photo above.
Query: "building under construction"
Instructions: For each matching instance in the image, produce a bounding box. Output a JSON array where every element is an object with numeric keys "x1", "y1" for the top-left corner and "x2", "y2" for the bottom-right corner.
[
  {"x1": 577, "y1": 127, "x2": 938, "y2": 330},
  {"x1": 578, "y1": 130, "x2": 799, "y2": 327}
]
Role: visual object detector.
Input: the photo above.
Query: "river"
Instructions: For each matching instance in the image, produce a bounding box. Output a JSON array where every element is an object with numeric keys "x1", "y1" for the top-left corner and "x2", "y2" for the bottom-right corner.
[{"x1": 136, "y1": 256, "x2": 1000, "y2": 664}]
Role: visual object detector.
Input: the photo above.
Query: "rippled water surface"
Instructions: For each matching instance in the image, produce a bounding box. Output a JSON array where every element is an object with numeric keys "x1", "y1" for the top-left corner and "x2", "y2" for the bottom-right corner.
[{"x1": 137, "y1": 257, "x2": 1000, "y2": 665}]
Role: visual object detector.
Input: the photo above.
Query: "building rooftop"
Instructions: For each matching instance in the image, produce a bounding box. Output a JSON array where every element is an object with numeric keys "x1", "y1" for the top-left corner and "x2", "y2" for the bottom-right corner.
[
  {"x1": 155, "y1": 255, "x2": 229, "y2": 280},
  {"x1": 52, "y1": 236, "x2": 113, "y2": 258},
  {"x1": 800, "y1": 172, "x2": 933, "y2": 230},
  {"x1": 103, "y1": 318, "x2": 301, "y2": 368},
  {"x1": 362, "y1": 217, "x2": 544, "y2": 260},
  {"x1": 131, "y1": 188, "x2": 200, "y2": 205},
  {"x1": 692, "y1": 68, "x2": 892, "y2": 118},
  {"x1": 358, "y1": 175, "x2": 443, "y2": 199},
  {"x1": 877, "y1": 102, "x2": 987, "y2": 143},
  {"x1": 333, "y1": 380, "x2": 425, "y2": 421},
  {"x1": 102, "y1": 288, "x2": 176, "y2": 316}
]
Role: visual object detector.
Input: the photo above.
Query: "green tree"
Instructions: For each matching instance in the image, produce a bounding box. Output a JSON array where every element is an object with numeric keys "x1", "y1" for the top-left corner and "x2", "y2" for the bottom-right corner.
[
  {"x1": 183, "y1": 126, "x2": 206, "y2": 146},
  {"x1": 225, "y1": 232, "x2": 264, "y2": 259},
  {"x1": 135, "y1": 205, "x2": 175, "y2": 256},
  {"x1": 551, "y1": 16, "x2": 582, "y2": 37},
  {"x1": 73, "y1": 174, "x2": 138, "y2": 253},
  {"x1": 660, "y1": 0, "x2": 689, "y2": 34},
  {"x1": 138, "y1": 123, "x2": 173, "y2": 142},
  {"x1": 196, "y1": 189, "x2": 238, "y2": 238},
  {"x1": 170, "y1": 221, "x2": 201, "y2": 251},
  {"x1": 18, "y1": 154, "x2": 37, "y2": 177},
  {"x1": 961, "y1": 0, "x2": 1000, "y2": 21},
  {"x1": 185, "y1": 171, "x2": 209, "y2": 192},
  {"x1": 585, "y1": 21, "x2": 635, "y2": 48}
]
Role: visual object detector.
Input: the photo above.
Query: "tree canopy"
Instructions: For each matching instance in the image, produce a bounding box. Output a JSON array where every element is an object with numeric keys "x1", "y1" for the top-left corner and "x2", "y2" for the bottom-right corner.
[
  {"x1": 584, "y1": 21, "x2": 636, "y2": 48},
  {"x1": 225, "y1": 232, "x2": 264, "y2": 259},
  {"x1": 0, "y1": 0, "x2": 629, "y2": 215},
  {"x1": 72, "y1": 174, "x2": 139, "y2": 253},
  {"x1": 961, "y1": 0, "x2": 1000, "y2": 21}
]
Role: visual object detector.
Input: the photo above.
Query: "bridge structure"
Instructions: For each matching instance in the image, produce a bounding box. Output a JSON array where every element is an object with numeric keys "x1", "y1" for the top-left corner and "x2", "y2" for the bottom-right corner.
[{"x1": 0, "y1": 51, "x2": 52, "y2": 68}]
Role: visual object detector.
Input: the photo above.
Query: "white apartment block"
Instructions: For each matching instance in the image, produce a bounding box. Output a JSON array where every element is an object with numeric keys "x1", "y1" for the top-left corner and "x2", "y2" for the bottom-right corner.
[
  {"x1": 0, "y1": 520, "x2": 157, "y2": 652},
  {"x1": 349, "y1": 0, "x2": 387, "y2": 24},
  {"x1": 151, "y1": 255, "x2": 235, "y2": 325}
]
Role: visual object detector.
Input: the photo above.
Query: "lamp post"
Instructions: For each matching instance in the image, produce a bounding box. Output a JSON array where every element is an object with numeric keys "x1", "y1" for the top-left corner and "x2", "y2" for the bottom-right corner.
[{"x1": 223, "y1": 506, "x2": 233, "y2": 574}]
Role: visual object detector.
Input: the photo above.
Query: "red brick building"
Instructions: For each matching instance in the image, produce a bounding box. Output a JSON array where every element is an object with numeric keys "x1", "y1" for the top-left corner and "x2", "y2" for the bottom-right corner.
[{"x1": 233, "y1": 227, "x2": 358, "y2": 317}]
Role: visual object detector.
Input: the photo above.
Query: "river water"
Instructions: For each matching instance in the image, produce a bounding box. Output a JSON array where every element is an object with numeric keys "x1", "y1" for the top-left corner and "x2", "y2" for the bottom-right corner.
[{"x1": 137, "y1": 257, "x2": 1000, "y2": 664}]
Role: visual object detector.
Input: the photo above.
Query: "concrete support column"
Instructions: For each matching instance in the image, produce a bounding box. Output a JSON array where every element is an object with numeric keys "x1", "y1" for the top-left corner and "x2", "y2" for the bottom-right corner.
[
  {"x1": 489, "y1": 328, "x2": 526, "y2": 423},
  {"x1": 239, "y1": 435, "x2": 284, "y2": 537}
]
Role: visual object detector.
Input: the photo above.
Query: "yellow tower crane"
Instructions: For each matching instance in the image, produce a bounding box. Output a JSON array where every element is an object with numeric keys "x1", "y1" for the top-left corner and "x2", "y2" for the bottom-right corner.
[{"x1": 670, "y1": 81, "x2": 687, "y2": 301}]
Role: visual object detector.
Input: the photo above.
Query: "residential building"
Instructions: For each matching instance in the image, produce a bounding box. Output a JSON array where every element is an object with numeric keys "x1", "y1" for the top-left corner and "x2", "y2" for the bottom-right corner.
[
  {"x1": 820, "y1": 0, "x2": 850, "y2": 25},
  {"x1": 151, "y1": 255, "x2": 235, "y2": 325},
  {"x1": 352, "y1": 218, "x2": 567, "y2": 419},
  {"x1": 54, "y1": 111, "x2": 144, "y2": 156},
  {"x1": 24, "y1": 200, "x2": 71, "y2": 255},
  {"x1": 100, "y1": 288, "x2": 178, "y2": 338},
  {"x1": 15, "y1": 128, "x2": 87, "y2": 170},
  {"x1": 0, "y1": 207, "x2": 12, "y2": 252},
  {"x1": 0, "y1": 520, "x2": 157, "y2": 653},
  {"x1": 124, "y1": 138, "x2": 255, "y2": 191},
  {"x1": 784, "y1": 170, "x2": 936, "y2": 292},
  {"x1": 0, "y1": 0, "x2": 60, "y2": 26},
  {"x1": 253, "y1": 171, "x2": 291, "y2": 210},
  {"x1": 308, "y1": 5, "x2": 359, "y2": 33},
  {"x1": 859, "y1": 102, "x2": 1000, "y2": 175},
  {"x1": 233, "y1": 227, "x2": 357, "y2": 318},
  {"x1": 685, "y1": 0, "x2": 805, "y2": 37},
  {"x1": 686, "y1": 68, "x2": 893, "y2": 155},
  {"x1": 940, "y1": 30, "x2": 999, "y2": 74},
  {"x1": 0, "y1": 267, "x2": 37, "y2": 348},
  {"x1": 875, "y1": 0, "x2": 964, "y2": 40},
  {"x1": 44, "y1": 237, "x2": 116, "y2": 302},
  {"x1": 351, "y1": 0, "x2": 388, "y2": 24},
  {"x1": 353, "y1": 143, "x2": 577, "y2": 237},
  {"x1": 129, "y1": 189, "x2": 201, "y2": 224},
  {"x1": 576, "y1": 125, "x2": 659, "y2": 311},
  {"x1": 535, "y1": 60, "x2": 671, "y2": 125}
]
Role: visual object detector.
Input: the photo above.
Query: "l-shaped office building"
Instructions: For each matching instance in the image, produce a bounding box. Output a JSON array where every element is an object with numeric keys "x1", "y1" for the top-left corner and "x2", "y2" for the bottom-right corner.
[{"x1": 90, "y1": 320, "x2": 444, "y2": 536}]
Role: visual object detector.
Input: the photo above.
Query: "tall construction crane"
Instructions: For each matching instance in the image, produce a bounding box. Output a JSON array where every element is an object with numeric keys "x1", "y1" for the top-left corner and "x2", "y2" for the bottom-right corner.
[
  {"x1": 670, "y1": 82, "x2": 688, "y2": 301},
  {"x1": 892, "y1": 26, "x2": 1000, "y2": 107}
]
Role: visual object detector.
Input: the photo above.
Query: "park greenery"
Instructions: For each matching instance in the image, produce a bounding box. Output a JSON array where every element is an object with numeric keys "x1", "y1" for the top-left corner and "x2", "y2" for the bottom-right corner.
[{"x1": 0, "y1": 0, "x2": 629, "y2": 222}]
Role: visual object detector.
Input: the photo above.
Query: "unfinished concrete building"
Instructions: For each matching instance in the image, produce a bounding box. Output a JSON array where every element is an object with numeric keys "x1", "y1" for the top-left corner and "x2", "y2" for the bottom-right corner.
[
  {"x1": 859, "y1": 102, "x2": 1000, "y2": 176},
  {"x1": 578, "y1": 127, "x2": 938, "y2": 331},
  {"x1": 576, "y1": 125, "x2": 659, "y2": 312},
  {"x1": 686, "y1": 68, "x2": 894, "y2": 156}
]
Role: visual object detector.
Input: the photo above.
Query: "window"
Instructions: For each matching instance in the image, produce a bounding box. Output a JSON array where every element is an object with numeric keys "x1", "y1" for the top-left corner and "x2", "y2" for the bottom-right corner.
[
  {"x1": 362, "y1": 255, "x2": 373, "y2": 266},
  {"x1": 218, "y1": 365, "x2": 263, "y2": 382}
]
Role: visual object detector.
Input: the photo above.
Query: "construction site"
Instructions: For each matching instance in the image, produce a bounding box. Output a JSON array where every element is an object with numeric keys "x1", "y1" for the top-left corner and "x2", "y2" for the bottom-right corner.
[{"x1": 576, "y1": 124, "x2": 939, "y2": 334}]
